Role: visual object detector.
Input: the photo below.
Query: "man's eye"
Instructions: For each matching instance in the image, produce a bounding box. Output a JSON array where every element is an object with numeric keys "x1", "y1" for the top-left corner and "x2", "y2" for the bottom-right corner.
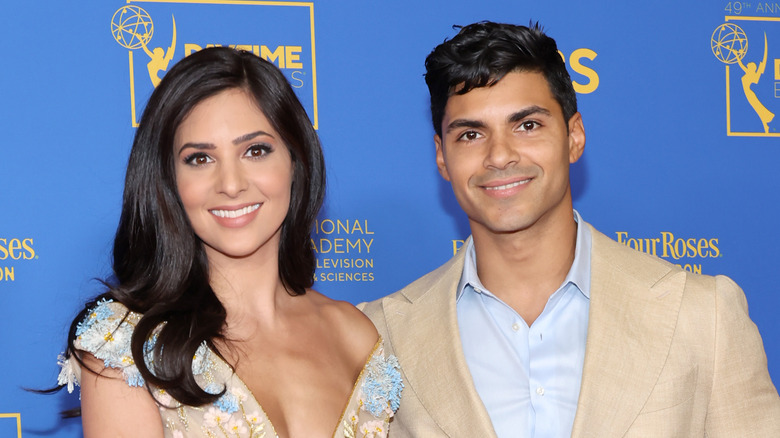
[
  {"x1": 519, "y1": 121, "x2": 540, "y2": 131},
  {"x1": 459, "y1": 131, "x2": 482, "y2": 141}
]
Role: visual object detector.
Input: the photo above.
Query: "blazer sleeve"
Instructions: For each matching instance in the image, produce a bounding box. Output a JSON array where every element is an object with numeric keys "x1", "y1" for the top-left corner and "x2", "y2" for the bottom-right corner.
[{"x1": 705, "y1": 275, "x2": 780, "y2": 437}]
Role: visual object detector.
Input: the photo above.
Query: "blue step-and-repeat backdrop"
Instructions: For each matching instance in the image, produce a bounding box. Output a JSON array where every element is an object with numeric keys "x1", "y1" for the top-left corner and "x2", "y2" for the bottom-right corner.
[{"x1": 2, "y1": 0, "x2": 779, "y2": 435}]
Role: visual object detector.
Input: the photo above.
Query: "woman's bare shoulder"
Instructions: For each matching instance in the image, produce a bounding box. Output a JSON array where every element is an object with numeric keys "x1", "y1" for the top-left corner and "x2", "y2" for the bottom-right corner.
[
  {"x1": 306, "y1": 289, "x2": 379, "y2": 358},
  {"x1": 79, "y1": 352, "x2": 164, "y2": 437}
]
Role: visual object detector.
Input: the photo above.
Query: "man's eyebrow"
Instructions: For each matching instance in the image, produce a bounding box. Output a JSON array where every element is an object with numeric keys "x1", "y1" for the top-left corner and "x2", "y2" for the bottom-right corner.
[
  {"x1": 445, "y1": 119, "x2": 487, "y2": 134},
  {"x1": 507, "y1": 106, "x2": 552, "y2": 123}
]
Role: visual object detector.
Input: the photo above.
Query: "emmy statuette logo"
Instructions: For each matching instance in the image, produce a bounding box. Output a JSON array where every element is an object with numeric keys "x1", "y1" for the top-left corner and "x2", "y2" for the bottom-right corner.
[
  {"x1": 111, "y1": 6, "x2": 177, "y2": 126},
  {"x1": 712, "y1": 23, "x2": 775, "y2": 134},
  {"x1": 710, "y1": 14, "x2": 779, "y2": 138},
  {"x1": 108, "y1": 1, "x2": 318, "y2": 129}
]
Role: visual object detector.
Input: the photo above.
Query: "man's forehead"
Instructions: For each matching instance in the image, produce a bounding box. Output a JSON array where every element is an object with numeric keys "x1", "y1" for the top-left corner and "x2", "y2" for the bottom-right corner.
[
  {"x1": 448, "y1": 67, "x2": 542, "y2": 95},
  {"x1": 444, "y1": 72, "x2": 555, "y2": 111}
]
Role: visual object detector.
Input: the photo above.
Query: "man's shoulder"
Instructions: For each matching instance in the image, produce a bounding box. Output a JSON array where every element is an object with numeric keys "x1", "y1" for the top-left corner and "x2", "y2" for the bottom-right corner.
[
  {"x1": 359, "y1": 246, "x2": 466, "y2": 316},
  {"x1": 588, "y1": 223, "x2": 734, "y2": 293},
  {"x1": 588, "y1": 223, "x2": 680, "y2": 276}
]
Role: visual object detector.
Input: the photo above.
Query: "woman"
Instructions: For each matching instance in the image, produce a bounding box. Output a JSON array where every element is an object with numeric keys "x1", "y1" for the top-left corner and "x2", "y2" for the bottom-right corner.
[{"x1": 56, "y1": 47, "x2": 402, "y2": 437}]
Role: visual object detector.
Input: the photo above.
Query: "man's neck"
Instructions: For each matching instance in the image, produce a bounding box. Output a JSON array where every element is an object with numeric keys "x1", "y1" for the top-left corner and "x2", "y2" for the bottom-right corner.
[{"x1": 471, "y1": 208, "x2": 578, "y2": 325}]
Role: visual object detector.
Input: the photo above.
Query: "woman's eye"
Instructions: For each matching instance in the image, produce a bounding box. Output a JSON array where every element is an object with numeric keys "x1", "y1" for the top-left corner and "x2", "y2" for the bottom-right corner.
[
  {"x1": 245, "y1": 144, "x2": 271, "y2": 158},
  {"x1": 184, "y1": 153, "x2": 213, "y2": 166}
]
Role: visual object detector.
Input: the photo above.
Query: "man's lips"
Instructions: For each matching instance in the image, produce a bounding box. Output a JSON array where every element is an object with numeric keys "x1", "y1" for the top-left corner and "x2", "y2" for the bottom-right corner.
[
  {"x1": 481, "y1": 177, "x2": 533, "y2": 191},
  {"x1": 209, "y1": 203, "x2": 261, "y2": 218},
  {"x1": 483, "y1": 178, "x2": 532, "y2": 191}
]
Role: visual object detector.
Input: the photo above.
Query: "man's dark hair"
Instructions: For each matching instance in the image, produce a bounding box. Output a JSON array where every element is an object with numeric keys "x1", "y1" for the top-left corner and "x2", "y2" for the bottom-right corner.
[{"x1": 424, "y1": 21, "x2": 578, "y2": 137}]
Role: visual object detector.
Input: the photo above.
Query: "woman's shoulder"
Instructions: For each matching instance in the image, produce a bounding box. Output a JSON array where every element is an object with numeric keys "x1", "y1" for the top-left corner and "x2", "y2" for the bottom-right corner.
[
  {"x1": 73, "y1": 299, "x2": 141, "y2": 355},
  {"x1": 57, "y1": 299, "x2": 151, "y2": 393},
  {"x1": 307, "y1": 289, "x2": 378, "y2": 353},
  {"x1": 63, "y1": 299, "x2": 147, "y2": 385}
]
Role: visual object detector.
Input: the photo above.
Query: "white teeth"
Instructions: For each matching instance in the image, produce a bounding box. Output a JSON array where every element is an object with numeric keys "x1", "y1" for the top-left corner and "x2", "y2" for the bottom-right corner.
[
  {"x1": 486, "y1": 179, "x2": 530, "y2": 190},
  {"x1": 210, "y1": 204, "x2": 260, "y2": 218}
]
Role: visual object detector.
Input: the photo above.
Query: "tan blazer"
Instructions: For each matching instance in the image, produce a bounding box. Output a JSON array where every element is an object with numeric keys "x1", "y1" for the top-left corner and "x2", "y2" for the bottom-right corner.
[{"x1": 360, "y1": 224, "x2": 780, "y2": 437}]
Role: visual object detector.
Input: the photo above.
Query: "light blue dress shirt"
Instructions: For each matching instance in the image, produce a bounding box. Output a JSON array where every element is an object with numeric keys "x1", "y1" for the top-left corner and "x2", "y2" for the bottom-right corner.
[{"x1": 456, "y1": 210, "x2": 592, "y2": 438}]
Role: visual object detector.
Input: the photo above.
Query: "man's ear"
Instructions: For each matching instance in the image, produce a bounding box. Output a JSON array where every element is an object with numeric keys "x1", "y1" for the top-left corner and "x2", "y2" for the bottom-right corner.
[
  {"x1": 435, "y1": 134, "x2": 451, "y2": 181},
  {"x1": 567, "y1": 112, "x2": 586, "y2": 164}
]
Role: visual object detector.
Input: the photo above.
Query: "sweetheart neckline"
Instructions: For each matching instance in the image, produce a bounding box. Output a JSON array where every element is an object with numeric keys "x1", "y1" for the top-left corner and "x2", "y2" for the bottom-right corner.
[{"x1": 211, "y1": 336, "x2": 384, "y2": 437}]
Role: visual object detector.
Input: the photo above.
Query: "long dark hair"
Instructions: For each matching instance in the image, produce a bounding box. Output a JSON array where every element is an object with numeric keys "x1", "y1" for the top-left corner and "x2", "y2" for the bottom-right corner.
[{"x1": 61, "y1": 47, "x2": 325, "y2": 406}]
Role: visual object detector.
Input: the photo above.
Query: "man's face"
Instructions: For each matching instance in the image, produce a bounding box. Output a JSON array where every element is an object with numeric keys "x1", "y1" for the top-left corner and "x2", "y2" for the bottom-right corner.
[{"x1": 435, "y1": 70, "x2": 585, "y2": 237}]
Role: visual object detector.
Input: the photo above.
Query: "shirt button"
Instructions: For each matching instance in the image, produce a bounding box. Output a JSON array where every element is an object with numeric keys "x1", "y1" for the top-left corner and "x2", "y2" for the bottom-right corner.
[
  {"x1": 536, "y1": 386, "x2": 545, "y2": 396},
  {"x1": 512, "y1": 323, "x2": 520, "y2": 331}
]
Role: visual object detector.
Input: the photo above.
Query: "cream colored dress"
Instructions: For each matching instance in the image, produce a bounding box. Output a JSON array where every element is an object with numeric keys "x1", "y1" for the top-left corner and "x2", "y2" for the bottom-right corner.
[{"x1": 58, "y1": 300, "x2": 403, "y2": 438}]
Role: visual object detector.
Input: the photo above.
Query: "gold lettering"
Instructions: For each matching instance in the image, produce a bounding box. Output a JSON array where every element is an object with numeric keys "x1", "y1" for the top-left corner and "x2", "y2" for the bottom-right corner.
[
  {"x1": 285, "y1": 46, "x2": 303, "y2": 69},
  {"x1": 709, "y1": 239, "x2": 720, "y2": 257},
  {"x1": 679, "y1": 264, "x2": 702, "y2": 274},
  {"x1": 9, "y1": 239, "x2": 22, "y2": 260},
  {"x1": 22, "y1": 238, "x2": 34, "y2": 260},
  {"x1": 452, "y1": 239, "x2": 465, "y2": 256},
  {"x1": 570, "y1": 48, "x2": 599, "y2": 94},
  {"x1": 775, "y1": 58, "x2": 780, "y2": 81},
  {"x1": 320, "y1": 219, "x2": 335, "y2": 234},
  {"x1": 261, "y1": 45, "x2": 285, "y2": 68},
  {"x1": 697, "y1": 238, "x2": 709, "y2": 258},
  {"x1": 184, "y1": 43, "x2": 202, "y2": 56},
  {"x1": 649, "y1": 238, "x2": 660, "y2": 256},
  {"x1": 2, "y1": 266, "x2": 14, "y2": 281},
  {"x1": 673, "y1": 238, "x2": 686, "y2": 260},
  {"x1": 775, "y1": 58, "x2": 780, "y2": 80},
  {"x1": 661, "y1": 232, "x2": 676, "y2": 259},
  {"x1": 686, "y1": 238, "x2": 697, "y2": 258}
]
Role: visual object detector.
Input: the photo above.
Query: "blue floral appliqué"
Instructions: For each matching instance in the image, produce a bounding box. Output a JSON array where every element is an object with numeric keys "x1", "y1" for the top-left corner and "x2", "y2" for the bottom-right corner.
[
  {"x1": 75, "y1": 298, "x2": 115, "y2": 336},
  {"x1": 214, "y1": 391, "x2": 240, "y2": 414},
  {"x1": 204, "y1": 383, "x2": 239, "y2": 414},
  {"x1": 70, "y1": 299, "x2": 147, "y2": 388},
  {"x1": 361, "y1": 353, "x2": 403, "y2": 417},
  {"x1": 59, "y1": 300, "x2": 220, "y2": 400}
]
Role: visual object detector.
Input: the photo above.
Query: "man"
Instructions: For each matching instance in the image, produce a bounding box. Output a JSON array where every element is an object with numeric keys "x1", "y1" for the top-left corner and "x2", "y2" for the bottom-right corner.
[{"x1": 360, "y1": 22, "x2": 780, "y2": 437}]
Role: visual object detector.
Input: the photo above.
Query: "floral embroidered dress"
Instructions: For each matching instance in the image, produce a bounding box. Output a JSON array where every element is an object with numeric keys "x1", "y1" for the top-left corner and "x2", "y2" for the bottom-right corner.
[{"x1": 58, "y1": 300, "x2": 403, "y2": 438}]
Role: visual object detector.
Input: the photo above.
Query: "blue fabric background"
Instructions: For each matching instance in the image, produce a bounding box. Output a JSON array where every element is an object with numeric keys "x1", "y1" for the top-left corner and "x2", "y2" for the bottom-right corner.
[{"x1": 1, "y1": 1, "x2": 778, "y2": 435}]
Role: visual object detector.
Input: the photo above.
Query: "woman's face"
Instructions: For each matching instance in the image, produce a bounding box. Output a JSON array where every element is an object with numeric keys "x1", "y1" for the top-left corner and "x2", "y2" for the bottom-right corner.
[{"x1": 173, "y1": 88, "x2": 293, "y2": 262}]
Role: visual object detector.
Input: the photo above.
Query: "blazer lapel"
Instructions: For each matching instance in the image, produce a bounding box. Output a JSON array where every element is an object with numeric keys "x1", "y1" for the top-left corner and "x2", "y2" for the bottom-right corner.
[
  {"x1": 382, "y1": 245, "x2": 497, "y2": 437},
  {"x1": 571, "y1": 226, "x2": 686, "y2": 437}
]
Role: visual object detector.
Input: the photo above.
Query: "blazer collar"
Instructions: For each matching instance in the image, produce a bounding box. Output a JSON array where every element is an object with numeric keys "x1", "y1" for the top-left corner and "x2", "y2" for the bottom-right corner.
[
  {"x1": 381, "y1": 223, "x2": 685, "y2": 437},
  {"x1": 382, "y1": 239, "x2": 498, "y2": 437},
  {"x1": 571, "y1": 225, "x2": 685, "y2": 437}
]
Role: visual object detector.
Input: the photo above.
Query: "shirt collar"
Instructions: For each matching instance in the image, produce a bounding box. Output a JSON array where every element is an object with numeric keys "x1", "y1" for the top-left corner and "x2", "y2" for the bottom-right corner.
[{"x1": 456, "y1": 209, "x2": 592, "y2": 301}]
